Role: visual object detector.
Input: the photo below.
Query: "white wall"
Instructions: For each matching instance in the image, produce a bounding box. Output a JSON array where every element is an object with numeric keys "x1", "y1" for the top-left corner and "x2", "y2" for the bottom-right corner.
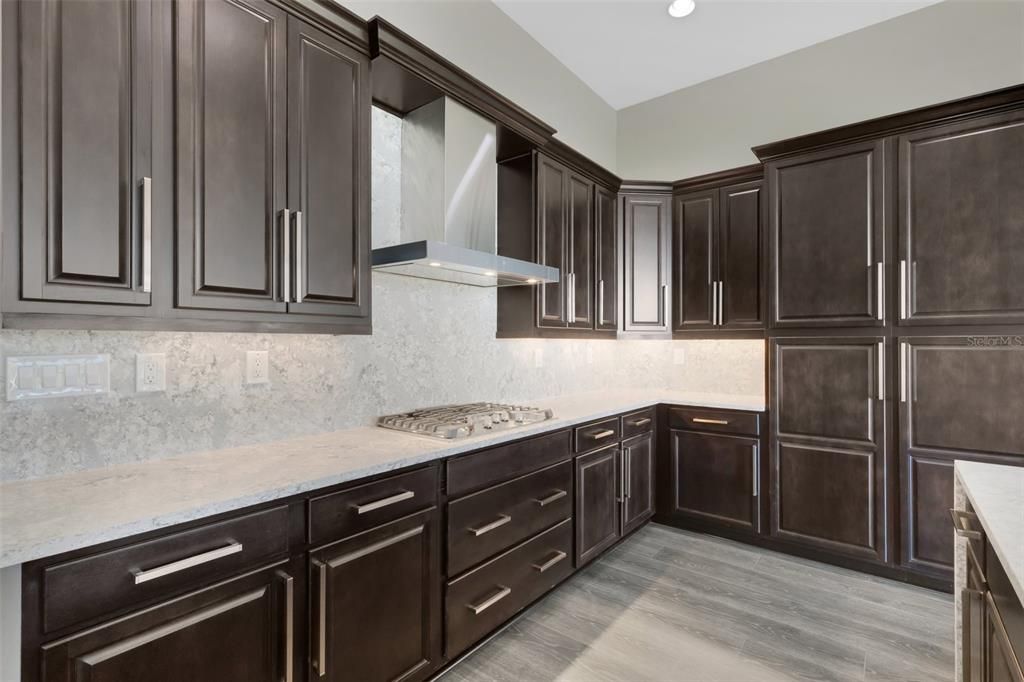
[
  {"x1": 616, "y1": 0, "x2": 1024, "y2": 180},
  {"x1": 340, "y1": 0, "x2": 618, "y2": 171}
]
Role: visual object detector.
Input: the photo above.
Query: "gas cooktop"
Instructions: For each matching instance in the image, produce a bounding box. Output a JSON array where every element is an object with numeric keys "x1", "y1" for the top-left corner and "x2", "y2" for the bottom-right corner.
[{"x1": 377, "y1": 402, "x2": 554, "y2": 440}]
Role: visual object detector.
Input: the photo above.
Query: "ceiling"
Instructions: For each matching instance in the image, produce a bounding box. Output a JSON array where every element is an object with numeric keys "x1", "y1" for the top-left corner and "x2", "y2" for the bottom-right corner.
[{"x1": 493, "y1": 0, "x2": 940, "y2": 110}]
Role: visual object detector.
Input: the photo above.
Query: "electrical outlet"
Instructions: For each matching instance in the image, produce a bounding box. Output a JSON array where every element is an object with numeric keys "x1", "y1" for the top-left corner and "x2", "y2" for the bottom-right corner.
[
  {"x1": 532, "y1": 347, "x2": 544, "y2": 369},
  {"x1": 673, "y1": 348, "x2": 687, "y2": 365},
  {"x1": 136, "y1": 353, "x2": 167, "y2": 392},
  {"x1": 246, "y1": 350, "x2": 270, "y2": 385}
]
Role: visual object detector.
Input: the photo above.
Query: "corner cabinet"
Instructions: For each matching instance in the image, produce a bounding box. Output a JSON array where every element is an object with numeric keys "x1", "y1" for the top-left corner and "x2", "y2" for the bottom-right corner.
[
  {"x1": 2, "y1": 0, "x2": 372, "y2": 333},
  {"x1": 672, "y1": 166, "x2": 764, "y2": 336},
  {"x1": 620, "y1": 185, "x2": 672, "y2": 336}
]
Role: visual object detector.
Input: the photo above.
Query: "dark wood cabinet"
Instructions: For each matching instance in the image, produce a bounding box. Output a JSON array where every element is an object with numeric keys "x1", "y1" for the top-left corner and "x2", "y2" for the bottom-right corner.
[
  {"x1": 574, "y1": 444, "x2": 621, "y2": 566},
  {"x1": 310, "y1": 508, "x2": 441, "y2": 682},
  {"x1": 621, "y1": 432, "x2": 655, "y2": 535},
  {"x1": 898, "y1": 110, "x2": 1024, "y2": 326},
  {"x1": 621, "y1": 188, "x2": 671, "y2": 335},
  {"x1": 672, "y1": 167, "x2": 763, "y2": 335},
  {"x1": 535, "y1": 154, "x2": 570, "y2": 328},
  {"x1": 670, "y1": 430, "x2": 760, "y2": 533},
  {"x1": 40, "y1": 563, "x2": 294, "y2": 682},
  {"x1": 770, "y1": 336, "x2": 889, "y2": 564},
  {"x1": 767, "y1": 139, "x2": 887, "y2": 328},
  {"x1": 568, "y1": 173, "x2": 595, "y2": 328},
  {"x1": 594, "y1": 186, "x2": 618, "y2": 331},
  {"x1": 4, "y1": 0, "x2": 154, "y2": 311}
]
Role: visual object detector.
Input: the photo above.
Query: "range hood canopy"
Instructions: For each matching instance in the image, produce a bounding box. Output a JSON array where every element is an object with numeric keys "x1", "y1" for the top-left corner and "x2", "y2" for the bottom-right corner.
[{"x1": 371, "y1": 97, "x2": 558, "y2": 287}]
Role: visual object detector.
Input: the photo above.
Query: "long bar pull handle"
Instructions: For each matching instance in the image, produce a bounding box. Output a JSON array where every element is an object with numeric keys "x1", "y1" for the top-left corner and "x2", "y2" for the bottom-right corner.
[
  {"x1": 751, "y1": 445, "x2": 759, "y2": 497},
  {"x1": 876, "y1": 262, "x2": 884, "y2": 321},
  {"x1": 469, "y1": 514, "x2": 512, "y2": 537},
  {"x1": 294, "y1": 211, "x2": 305, "y2": 303},
  {"x1": 899, "y1": 259, "x2": 907, "y2": 320},
  {"x1": 312, "y1": 559, "x2": 327, "y2": 677},
  {"x1": 590, "y1": 429, "x2": 616, "y2": 440},
  {"x1": 353, "y1": 490, "x2": 414, "y2": 515},
  {"x1": 132, "y1": 542, "x2": 243, "y2": 584},
  {"x1": 711, "y1": 279, "x2": 717, "y2": 326},
  {"x1": 468, "y1": 586, "x2": 511, "y2": 615},
  {"x1": 660, "y1": 283, "x2": 667, "y2": 325},
  {"x1": 718, "y1": 281, "x2": 724, "y2": 326},
  {"x1": 534, "y1": 490, "x2": 568, "y2": 507},
  {"x1": 140, "y1": 177, "x2": 152, "y2": 293},
  {"x1": 986, "y1": 592, "x2": 1024, "y2": 682},
  {"x1": 618, "y1": 449, "x2": 626, "y2": 502},
  {"x1": 275, "y1": 570, "x2": 294, "y2": 682},
  {"x1": 625, "y1": 447, "x2": 632, "y2": 498},
  {"x1": 692, "y1": 417, "x2": 729, "y2": 426},
  {"x1": 949, "y1": 509, "x2": 983, "y2": 540},
  {"x1": 900, "y1": 342, "x2": 909, "y2": 403},
  {"x1": 877, "y1": 341, "x2": 885, "y2": 401},
  {"x1": 628, "y1": 417, "x2": 652, "y2": 427},
  {"x1": 532, "y1": 551, "x2": 567, "y2": 573},
  {"x1": 598, "y1": 279, "x2": 605, "y2": 324},
  {"x1": 279, "y1": 209, "x2": 291, "y2": 303}
]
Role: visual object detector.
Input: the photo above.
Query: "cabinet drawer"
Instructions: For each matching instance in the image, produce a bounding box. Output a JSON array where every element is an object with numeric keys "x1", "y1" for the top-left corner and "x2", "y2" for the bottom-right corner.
[
  {"x1": 621, "y1": 408, "x2": 655, "y2": 439},
  {"x1": 574, "y1": 417, "x2": 621, "y2": 453},
  {"x1": 448, "y1": 461, "x2": 572, "y2": 576},
  {"x1": 447, "y1": 430, "x2": 571, "y2": 498},
  {"x1": 42, "y1": 506, "x2": 289, "y2": 634},
  {"x1": 669, "y1": 407, "x2": 761, "y2": 436},
  {"x1": 309, "y1": 467, "x2": 438, "y2": 546},
  {"x1": 446, "y1": 519, "x2": 572, "y2": 657}
]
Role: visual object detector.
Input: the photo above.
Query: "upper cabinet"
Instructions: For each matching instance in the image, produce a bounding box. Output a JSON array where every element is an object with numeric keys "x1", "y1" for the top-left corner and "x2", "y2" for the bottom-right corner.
[
  {"x1": 672, "y1": 166, "x2": 764, "y2": 336},
  {"x1": 620, "y1": 186, "x2": 672, "y2": 336},
  {"x1": 898, "y1": 109, "x2": 1024, "y2": 326},
  {"x1": 2, "y1": 0, "x2": 372, "y2": 333},
  {"x1": 765, "y1": 139, "x2": 887, "y2": 329},
  {"x1": 594, "y1": 187, "x2": 618, "y2": 331},
  {"x1": 3, "y1": 0, "x2": 155, "y2": 313}
]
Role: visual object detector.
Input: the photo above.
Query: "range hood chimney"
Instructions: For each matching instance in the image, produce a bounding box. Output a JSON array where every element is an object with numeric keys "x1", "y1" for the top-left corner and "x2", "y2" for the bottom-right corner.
[{"x1": 371, "y1": 97, "x2": 558, "y2": 287}]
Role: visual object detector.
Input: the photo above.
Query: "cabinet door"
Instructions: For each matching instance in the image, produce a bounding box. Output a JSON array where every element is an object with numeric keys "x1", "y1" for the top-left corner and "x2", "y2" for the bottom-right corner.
[
  {"x1": 719, "y1": 181, "x2": 763, "y2": 329},
  {"x1": 310, "y1": 509, "x2": 441, "y2": 682},
  {"x1": 41, "y1": 565, "x2": 293, "y2": 682},
  {"x1": 12, "y1": 0, "x2": 153, "y2": 307},
  {"x1": 672, "y1": 190, "x2": 716, "y2": 331},
  {"x1": 535, "y1": 155, "x2": 568, "y2": 328},
  {"x1": 622, "y1": 433, "x2": 655, "y2": 535},
  {"x1": 986, "y1": 598, "x2": 1024, "y2": 682},
  {"x1": 175, "y1": 0, "x2": 288, "y2": 313},
  {"x1": 899, "y1": 336, "x2": 1024, "y2": 580},
  {"x1": 899, "y1": 111, "x2": 1024, "y2": 326},
  {"x1": 670, "y1": 430, "x2": 759, "y2": 533},
  {"x1": 768, "y1": 139, "x2": 886, "y2": 328},
  {"x1": 567, "y1": 172, "x2": 594, "y2": 329},
  {"x1": 575, "y1": 445, "x2": 621, "y2": 566},
  {"x1": 770, "y1": 337, "x2": 889, "y2": 563},
  {"x1": 622, "y1": 193, "x2": 671, "y2": 333},
  {"x1": 286, "y1": 18, "x2": 370, "y2": 320},
  {"x1": 594, "y1": 186, "x2": 618, "y2": 330}
]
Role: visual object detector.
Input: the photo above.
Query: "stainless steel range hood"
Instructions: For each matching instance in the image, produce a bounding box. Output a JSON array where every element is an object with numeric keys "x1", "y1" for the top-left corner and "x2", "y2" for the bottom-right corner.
[{"x1": 371, "y1": 97, "x2": 558, "y2": 287}]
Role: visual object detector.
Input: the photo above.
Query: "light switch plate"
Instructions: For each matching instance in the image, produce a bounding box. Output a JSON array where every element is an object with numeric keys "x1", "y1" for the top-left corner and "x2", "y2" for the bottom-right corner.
[
  {"x1": 6, "y1": 355, "x2": 110, "y2": 401},
  {"x1": 245, "y1": 350, "x2": 270, "y2": 385},
  {"x1": 136, "y1": 353, "x2": 167, "y2": 392}
]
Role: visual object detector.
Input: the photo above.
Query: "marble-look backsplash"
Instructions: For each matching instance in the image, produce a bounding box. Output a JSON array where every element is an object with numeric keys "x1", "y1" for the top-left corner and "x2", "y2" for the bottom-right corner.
[{"x1": 0, "y1": 109, "x2": 765, "y2": 481}]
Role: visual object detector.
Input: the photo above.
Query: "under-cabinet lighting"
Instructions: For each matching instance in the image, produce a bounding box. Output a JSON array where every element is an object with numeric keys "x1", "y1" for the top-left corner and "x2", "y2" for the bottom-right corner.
[{"x1": 668, "y1": 0, "x2": 696, "y2": 18}]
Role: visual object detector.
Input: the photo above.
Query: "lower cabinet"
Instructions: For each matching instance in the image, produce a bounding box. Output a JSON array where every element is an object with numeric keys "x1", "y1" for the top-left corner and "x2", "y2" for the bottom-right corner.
[
  {"x1": 622, "y1": 432, "x2": 655, "y2": 535},
  {"x1": 669, "y1": 429, "x2": 760, "y2": 533},
  {"x1": 574, "y1": 444, "x2": 621, "y2": 566},
  {"x1": 40, "y1": 564, "x2": 295, "y2": 682},
  {"x1": 310, "y1": 509, "x2": 441, "y2": 682}
]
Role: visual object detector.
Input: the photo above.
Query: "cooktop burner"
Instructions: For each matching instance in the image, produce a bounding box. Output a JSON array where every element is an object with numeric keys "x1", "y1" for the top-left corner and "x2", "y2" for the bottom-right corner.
[{"x1": 377, "y1": 402, "x2": 554, "y2": 439}]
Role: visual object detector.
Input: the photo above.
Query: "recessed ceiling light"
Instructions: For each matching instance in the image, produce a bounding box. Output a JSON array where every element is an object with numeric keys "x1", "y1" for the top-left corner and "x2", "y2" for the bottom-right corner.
[
  {"x1": 668, "y1": 0, "x2": 695, "y2": 18},
  {"x1": 428, "y1": 261, "x2": 441, "y2": 267}
]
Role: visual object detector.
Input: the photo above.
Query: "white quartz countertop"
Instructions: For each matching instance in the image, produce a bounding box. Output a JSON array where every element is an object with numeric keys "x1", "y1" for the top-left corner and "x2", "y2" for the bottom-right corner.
[
  {"x1": 0, "y1": 389, "x2": 764, "y2": 568},
  {"x1": 956, "y1": 461, "x2": 1024, "y2": 603}
]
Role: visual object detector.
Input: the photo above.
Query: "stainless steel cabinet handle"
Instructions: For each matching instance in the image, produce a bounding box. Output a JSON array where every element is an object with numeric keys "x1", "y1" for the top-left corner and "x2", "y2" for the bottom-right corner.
[
  {"x1": 876, "y1": 262, "x2": 884, "y2": 321},
  {"x1": 532, "y1": 550, "x2": 567, "y2": 573},
  {"x1": 469, "y1": 514, "x2": 512, "y2": 537},
  {"x1": 986, "y1": 591, "x2": 1024, "y2": 682},
  {"x1": 353, "y1": 490, "x2": 414, "y2": 515},
  {"x1": 711, "y1": 279, "x2": 717, "y2": 325},
  {"x1": 276, "y1": 570, "x2": 294, "y2": 682},
  {"x1": 534, "y1": 490, "x2": 567, "y2": 507},
  {"x1": 590, "y1": 429, "x2": 616, "y2": 440},
  {"x1": 628, "y1": 417, "x2": 652, "y2": 427},
  {"x1": 877, "y1": 341, "x2": 885, "y2": 401},
  {"x1": 899, "y1": 259, "x2": 908, "y2": 320},
  {"x1": 692, "y1": 417, "x2": 729, "y2": 426},
  {"x1": 598, "y1": 278, "x2": 605, "y2": 324},
  {"x1": 140, "y1": 177, "x2": 152, "y2": 293},
  {"x1": 900, "y1": 342, "x2": 909, "y2": 403},
  {"x1": 280, "y1": 209, "x2": 291, "y2": 303},
  {"x1": 718, "y1": 281, "x2": 724, "y2": 326},
  {"x1": 661, "y1": 283, "x2": 668, "y2": 323},
  {"x1": 751, "y1": 445, "x2": 758, "y2": 497},
  {"x1": 132, "y1": 542, "x2": 243, "y2": 585},
  {"x1": 949, "y1": 508, "x2": 983, "y2": 540},
  {"x1": 468, "y1": 586, "x2": 511, "y2": 615},
  {"x1": 618, "y1": 449, "x2": 626, "y2": 502},
  {"x1": 625, "y1": 447, "x2": 632, "y2": 498},
  {"x1": 312, "y1": 558, "x2": 327, "y2": 677},
  {"x1": 294, "y1": 211, "x2": 306, "y2": 303}
]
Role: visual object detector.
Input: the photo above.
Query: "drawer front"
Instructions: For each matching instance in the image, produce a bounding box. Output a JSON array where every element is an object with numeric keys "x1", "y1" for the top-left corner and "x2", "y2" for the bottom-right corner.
[
  {"x1": 448, "y1": 461, "x2": 572, "y2": 576},
  {"x1": 670, "y1": 407, "x2": 761, "y2": 436},
  {"x1": 43, "y1": 506, "x2": 289, "y2": 634},
  {"x1": 621, "y1": 408, "x2": 655, "y2": 439},
  {"x1": 447, "y1": 430, "x2": 571, "y2": 498},
  {"x1": 446, "y1": 518, "x2": 572, "y2": 658},
  {"x1": 574, "y1": 417, "x2": 621, "y2": 453},
  {"x1": 309, "y1": 467, "x2": 438, "y2": 546}
]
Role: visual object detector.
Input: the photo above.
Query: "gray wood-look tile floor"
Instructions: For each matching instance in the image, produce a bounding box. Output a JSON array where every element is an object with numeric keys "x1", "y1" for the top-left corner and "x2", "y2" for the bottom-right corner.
[{"x1": 441, "y1": 525, "x2": 953, "y2": 682}]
